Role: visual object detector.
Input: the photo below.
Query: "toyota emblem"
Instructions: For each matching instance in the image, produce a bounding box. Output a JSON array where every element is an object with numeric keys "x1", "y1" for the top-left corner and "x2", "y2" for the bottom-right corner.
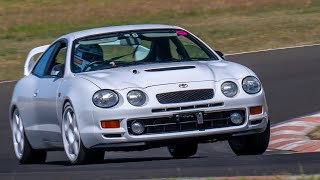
[{"x1": 179, "y1": 84, "x2": 188, "y2": 88}]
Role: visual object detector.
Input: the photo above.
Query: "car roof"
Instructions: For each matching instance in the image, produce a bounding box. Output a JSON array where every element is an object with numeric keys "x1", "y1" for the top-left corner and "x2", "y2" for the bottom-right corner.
[{"x1": 60, "y1": 24, "x2": 182, "y2": 41}]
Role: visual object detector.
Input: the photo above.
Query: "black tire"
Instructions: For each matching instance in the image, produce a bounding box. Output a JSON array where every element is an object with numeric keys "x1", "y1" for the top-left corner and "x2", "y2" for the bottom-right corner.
[
  {"x1": 168, "y1": 143, "x2": 198, "y2": 159},
  {"x1": 71, "y1": 142, "x2": 105, "y2": 165},
  {"x1": 228, "y1": 121, "x2": 270, "y2": 155},
  {"x1": 62, "y1": 102, "x2": 105, "y2": 165},
  {"x1": 19, "y1": 135, "x2": 47, "y2": 164}
]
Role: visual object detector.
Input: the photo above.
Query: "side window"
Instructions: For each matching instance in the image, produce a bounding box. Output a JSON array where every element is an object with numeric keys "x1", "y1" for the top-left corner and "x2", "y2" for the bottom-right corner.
[
  {"x1": 55, "y1": 47, "x2": 66, "y2": 65},
  {"x1": 47, "y1": 42, "x2": 67, "y2": 77},
  {"x1": 32, "y1": 44, "x2": 57, "y2": 77}
]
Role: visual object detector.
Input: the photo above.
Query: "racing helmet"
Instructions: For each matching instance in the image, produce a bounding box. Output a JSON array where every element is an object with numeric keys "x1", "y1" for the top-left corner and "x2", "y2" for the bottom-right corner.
[{"x1": 75, "y1": 44, "x2": 103, "y2": 62}]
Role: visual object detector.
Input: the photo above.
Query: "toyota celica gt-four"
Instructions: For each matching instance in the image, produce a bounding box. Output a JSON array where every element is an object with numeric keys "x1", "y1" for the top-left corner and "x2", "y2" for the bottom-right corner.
[{"x1": 10, "y1": 24, "x2": 269, "y2": 164}]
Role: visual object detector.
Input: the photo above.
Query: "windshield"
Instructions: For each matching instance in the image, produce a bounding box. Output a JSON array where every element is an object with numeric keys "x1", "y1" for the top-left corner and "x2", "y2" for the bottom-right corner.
[{"x1": 71, "y1": 29, "x2": 218, "y2": 73}]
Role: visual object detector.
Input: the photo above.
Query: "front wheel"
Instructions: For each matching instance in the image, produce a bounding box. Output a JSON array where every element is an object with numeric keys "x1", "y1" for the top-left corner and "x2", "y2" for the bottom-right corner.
[
  {"x1": 62, "y1": 102, "x2": 104, "y2": 165},
  {"x1": 228, "y1": 121, "x2": 270, "y2": 155},
  {"x1": 11, "y1": 108, "x2": 47, "y2": 164},
  {"x1": 168, "y1": 143, "x2": 198, "y2": 159}
]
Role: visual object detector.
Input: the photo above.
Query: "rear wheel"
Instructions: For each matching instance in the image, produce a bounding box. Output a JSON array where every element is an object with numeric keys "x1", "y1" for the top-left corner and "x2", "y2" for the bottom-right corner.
[
  {"x1": 62, "y1": 102, "x2": 104, "y2": 165},
  {"x1": 11, "y1": 108, "x2": 47, "y2": 164},
  {"x1": 228, "y1": 121, "x2": 270, "y2": 155},
  {"x1": 168, "y1": 143, "x2": 198, "y2": 159}
]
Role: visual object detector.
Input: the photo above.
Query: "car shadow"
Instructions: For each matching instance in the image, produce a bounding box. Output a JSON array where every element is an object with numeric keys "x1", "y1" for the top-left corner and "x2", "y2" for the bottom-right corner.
[{"x1": 45, "y1": 156, "x2": 206, "y2": 166}]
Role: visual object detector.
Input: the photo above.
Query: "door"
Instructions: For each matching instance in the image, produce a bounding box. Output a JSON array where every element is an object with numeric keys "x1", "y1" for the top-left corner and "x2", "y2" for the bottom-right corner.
[{"x1": 28, "y1": 40, "x2": 68, "y2": 147}]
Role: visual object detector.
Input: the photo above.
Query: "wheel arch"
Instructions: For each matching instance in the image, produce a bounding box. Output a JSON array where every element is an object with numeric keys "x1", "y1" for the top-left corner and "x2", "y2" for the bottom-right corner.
[
  {"x1": 57, "y1": 97, "x2": 73, "y2": 129},
  {"x1": 9, "y1": 104, "x2": 17, "y2": 121},
  {"x1": 63, "y1": 98, "x2": 72, "y2": 110},
  {"x1": 9, "y1": 104, "x2": 37, "y2": 150}
]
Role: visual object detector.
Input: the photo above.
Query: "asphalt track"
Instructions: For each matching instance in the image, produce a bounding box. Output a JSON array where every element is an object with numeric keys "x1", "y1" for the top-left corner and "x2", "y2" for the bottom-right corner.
[{"x1": 0, "y1": 45, "x2": 320, "y2": 179}]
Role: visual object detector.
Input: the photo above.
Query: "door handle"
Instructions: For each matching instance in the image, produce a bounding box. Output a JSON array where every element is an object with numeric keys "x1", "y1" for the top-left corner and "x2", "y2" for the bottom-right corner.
[{"x1": 33, "y1": 89, "x2": 39, "y2": 97}]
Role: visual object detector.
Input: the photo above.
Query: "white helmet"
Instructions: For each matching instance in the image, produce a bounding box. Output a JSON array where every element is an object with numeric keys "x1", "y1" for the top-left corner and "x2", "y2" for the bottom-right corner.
[{"x1": 74, "y1": 44, "x2": 103, "y2": 72}]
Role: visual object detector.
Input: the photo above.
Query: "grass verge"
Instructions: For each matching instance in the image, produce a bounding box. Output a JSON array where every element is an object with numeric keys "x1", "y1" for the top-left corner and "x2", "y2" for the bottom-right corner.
[{"x1": 1, "y1": 0, "x2": 320, "y2": 81}]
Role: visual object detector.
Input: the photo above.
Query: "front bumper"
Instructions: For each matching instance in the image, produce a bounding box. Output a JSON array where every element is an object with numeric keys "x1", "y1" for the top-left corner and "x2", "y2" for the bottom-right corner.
[{"x1": 80, "y1": 99, "x2": 268, "y2": 149}]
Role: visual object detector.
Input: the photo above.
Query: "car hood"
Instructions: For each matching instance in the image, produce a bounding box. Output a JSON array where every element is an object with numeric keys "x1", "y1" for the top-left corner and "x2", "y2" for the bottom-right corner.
[{"x1": 76, "y1": 61, "x2": 252, "y2": 90}]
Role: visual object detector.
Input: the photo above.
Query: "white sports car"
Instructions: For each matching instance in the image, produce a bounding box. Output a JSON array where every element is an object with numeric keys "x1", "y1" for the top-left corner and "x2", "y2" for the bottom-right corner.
[{"x1": 10, "y1": 24, "x2": 269, "y2": 165}]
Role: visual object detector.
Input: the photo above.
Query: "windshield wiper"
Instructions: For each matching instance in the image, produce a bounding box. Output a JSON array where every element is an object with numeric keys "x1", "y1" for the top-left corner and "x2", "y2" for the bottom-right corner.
[
  {"x1": 109, "y1": 52, "x2": 133, "y2": 61},
  {"x1": 117, "y1": 61, "x2": 156, "y2": 67},
  {"x1": 98, "y1": 61, "x2": 155, "y2": 69}
]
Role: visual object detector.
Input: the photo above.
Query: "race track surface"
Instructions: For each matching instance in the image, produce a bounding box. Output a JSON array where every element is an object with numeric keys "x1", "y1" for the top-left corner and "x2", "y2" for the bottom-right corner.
[{"x1": 0, "y1": 45, "x2": 320, "y2": 179}]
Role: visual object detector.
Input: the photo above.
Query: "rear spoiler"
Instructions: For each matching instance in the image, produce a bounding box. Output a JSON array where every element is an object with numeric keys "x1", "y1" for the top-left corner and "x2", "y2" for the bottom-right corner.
[{"x1": 24, "y1": 45, "x2": 50, "y2": 76}]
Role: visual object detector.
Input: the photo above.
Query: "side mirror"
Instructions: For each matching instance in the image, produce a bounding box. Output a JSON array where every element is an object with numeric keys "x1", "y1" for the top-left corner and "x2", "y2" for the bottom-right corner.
[
  {"x1": 50, "y1": 64, "x2": 65, "y2": 77},
  {"x1": 216, "y1": 50, "x2": 225, "y2": 59}
]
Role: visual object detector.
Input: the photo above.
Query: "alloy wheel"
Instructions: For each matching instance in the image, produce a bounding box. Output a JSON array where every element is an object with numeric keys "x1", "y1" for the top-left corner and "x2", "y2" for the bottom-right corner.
[
  {"x1": 62, "y1": 106, "x2": 81, "y2": 162},
  {"x1": 12, "y1": 109, "x2": 25, "y2": 159}
]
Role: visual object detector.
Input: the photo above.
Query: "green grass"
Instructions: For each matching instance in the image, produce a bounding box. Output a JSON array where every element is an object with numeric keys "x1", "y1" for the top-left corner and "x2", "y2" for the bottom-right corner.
[{"x1": 1, "y1": 0, "x2": 320, "y2": 80}]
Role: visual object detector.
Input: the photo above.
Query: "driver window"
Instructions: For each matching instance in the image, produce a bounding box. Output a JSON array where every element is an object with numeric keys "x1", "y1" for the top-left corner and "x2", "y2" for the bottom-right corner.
[
  {"x1": 55, "y1": 47, "x2": 66, "y2": 65},
  {"x1": 47, "y1": 42, "x2": 67, "y2": 77},
  {"x1": 32, "y1": 44, "x2": 57, "y2": 77}
]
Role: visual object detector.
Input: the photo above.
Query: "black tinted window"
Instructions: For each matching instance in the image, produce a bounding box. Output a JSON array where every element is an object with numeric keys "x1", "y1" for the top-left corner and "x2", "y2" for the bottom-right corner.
[{"x1": 32, "y1": 44, "x2": 57, "y2": 77}]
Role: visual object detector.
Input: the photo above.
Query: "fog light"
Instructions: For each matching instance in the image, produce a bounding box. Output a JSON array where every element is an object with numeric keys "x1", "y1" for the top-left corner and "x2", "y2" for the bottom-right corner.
[
  {"x1": 101, "y1": 120, "x2": 120, "y2": 128},
  {"x1": 230, "y1": 112, "x2": 244, "y2": 125},
  {"x1": 131, "y1": 120, "x2": 145, "y2": 134}
]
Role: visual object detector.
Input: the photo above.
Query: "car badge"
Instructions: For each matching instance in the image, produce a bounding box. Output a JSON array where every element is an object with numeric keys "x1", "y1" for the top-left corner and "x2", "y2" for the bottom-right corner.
[{"x1": 179, "y1": 84, "x2": 188, "y2": 88}]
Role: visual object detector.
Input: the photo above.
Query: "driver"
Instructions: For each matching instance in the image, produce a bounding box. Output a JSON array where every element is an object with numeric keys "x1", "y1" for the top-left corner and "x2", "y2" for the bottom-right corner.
[{"x1": 73, "y1": 44, "x2": 104, "y2": 72}]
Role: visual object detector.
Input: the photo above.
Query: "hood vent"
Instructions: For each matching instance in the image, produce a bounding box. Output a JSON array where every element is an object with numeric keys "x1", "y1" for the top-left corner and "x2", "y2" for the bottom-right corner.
[{"x1": 145, "y1": 66, "x2": 195, "y2": 72}]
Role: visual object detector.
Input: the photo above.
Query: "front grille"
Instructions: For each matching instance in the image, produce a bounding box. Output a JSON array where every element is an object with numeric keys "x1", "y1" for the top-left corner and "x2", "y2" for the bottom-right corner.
[
  {"x1": 156, "y1": 89, "x2": 214, "y2": 104},
  {"x1": 127, "y1": 110, "x2": 245, "y2": 135}
]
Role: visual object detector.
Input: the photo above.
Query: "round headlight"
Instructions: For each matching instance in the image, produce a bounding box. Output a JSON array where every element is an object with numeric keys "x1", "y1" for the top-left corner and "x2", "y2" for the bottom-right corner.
[
  {"x1": 242, "y1": 76, "x2": 261, "y2": 94},
  {"x1": 92, "y1": 90, "x2": 119, "y2": 108},
  {"x1": 127, "y1": 90, "x2": 147, "y2": 106},
  {"x1": 221, "y1": 81, "x2": 238, "y2": 97}
]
